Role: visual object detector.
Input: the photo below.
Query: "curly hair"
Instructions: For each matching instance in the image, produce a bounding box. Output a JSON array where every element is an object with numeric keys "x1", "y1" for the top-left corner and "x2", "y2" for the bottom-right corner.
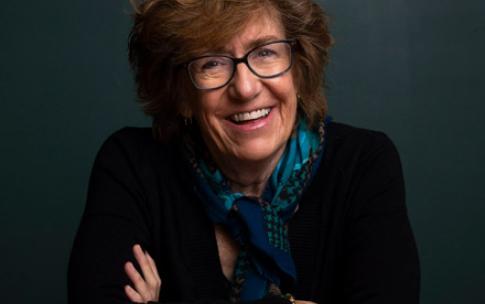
[{"x1": 128, "y1": 0, "x2": 333, "y2": 140}]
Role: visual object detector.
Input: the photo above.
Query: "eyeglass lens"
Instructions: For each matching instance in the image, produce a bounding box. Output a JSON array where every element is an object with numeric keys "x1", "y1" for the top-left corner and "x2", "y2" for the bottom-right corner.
[{"x1": 188, "y1": 41, "x2": 292, "y2": 90}]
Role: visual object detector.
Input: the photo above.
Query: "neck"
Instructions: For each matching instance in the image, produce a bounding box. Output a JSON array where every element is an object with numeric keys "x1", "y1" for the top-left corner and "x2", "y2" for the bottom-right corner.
[{"x1": 210, "y1": 148, "x2": 285, "y2": 198}]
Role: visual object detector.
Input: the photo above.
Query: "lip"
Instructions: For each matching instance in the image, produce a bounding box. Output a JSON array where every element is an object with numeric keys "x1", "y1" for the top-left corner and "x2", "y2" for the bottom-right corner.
[
  {"x1": 223, "y1": 106, "x2": 275, "y2": 132},
  {"x1": 225, "y1": 106, "x2": 274, "y2": 119}
]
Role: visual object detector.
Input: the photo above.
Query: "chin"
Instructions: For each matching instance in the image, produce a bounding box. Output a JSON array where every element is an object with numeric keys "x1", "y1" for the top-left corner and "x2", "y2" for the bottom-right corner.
[{"x1": 229, "y1": 139, "x2": 284, "y2": 163}]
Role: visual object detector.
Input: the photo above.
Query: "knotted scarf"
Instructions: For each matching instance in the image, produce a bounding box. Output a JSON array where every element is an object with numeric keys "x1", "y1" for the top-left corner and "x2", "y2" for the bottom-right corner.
[{"x1": 184, "y1": 117, "x2": 327, "y2": 301}]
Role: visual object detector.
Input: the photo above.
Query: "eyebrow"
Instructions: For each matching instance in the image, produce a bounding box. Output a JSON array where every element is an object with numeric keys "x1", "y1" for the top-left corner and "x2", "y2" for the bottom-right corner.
[
  {"x1": 216, "y1": 35, "x2": 283, "y2": 55},
  {"x1": 245, "y1": 35, "x2": 283, "y2": 50}
]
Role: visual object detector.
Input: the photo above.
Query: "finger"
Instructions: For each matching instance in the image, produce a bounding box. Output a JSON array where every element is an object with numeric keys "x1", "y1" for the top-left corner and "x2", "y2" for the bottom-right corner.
[
  {"x1": 133, "y1": 244, "x2": 158, "y2": 287},
  {"x1": 124, "y1": 284, "x2": 144, "y2": 303},
  {"x1": 145, "y1": 251, "x2": 161, "y2": 283},
  {"x1": 124, "y1": 261, "x2": 150, "y2": 299},
  {"x1": 144, "y1": 252, "x2": 161, "y2": 300}
]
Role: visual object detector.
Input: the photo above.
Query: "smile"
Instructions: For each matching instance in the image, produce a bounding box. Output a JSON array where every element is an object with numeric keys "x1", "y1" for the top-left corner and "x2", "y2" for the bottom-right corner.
[{"x1": 229, "y1": 108, "x2": 271, "y2": 123}]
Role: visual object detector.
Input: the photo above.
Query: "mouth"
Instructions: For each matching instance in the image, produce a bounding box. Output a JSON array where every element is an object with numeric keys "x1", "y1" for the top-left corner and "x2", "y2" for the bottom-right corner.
[{"x1": 228, "y1": 107, "x2": 272, "y2": 124}]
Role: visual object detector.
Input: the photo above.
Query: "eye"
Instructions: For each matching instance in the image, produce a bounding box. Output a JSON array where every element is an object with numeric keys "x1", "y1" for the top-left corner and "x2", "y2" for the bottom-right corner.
[
  {"x1": 256, "y1": 48, "x2": 277, "y2": 58},
  {"x1": 198, "y1": 57, "x2": 228, "y2": 71},
  {"x1": 202, "y1": 60, "x2": 221, "y2": 69}
]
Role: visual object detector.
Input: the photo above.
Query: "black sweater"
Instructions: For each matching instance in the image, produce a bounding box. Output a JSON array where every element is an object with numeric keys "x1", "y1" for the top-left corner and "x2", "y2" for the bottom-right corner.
[{"x1": 68, "y1": 122, "x2": 420, "y2": 304}]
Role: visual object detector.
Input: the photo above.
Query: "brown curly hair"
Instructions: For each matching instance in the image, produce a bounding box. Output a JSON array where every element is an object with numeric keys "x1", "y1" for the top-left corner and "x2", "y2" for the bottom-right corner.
[{"x1": 128, "y1": 0, "x2": 333, "y2": 140}]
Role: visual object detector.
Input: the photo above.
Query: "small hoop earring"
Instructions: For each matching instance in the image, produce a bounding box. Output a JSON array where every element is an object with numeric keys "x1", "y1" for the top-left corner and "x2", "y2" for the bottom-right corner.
[
  {"x1": 297, "y1": 94, "x2": 302, "y2": 103},
  {"x1": 184, "y1": 117, "x2": 193, "y2": 126}
]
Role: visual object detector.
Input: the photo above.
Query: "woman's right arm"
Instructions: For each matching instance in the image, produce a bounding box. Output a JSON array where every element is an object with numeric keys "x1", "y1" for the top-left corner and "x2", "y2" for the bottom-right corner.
[
  {"x1": 68, "y1": 131, "x2": 298, "y2": 304},
  {"x1": 125, "y1": 243, "x2": 314, "y2": 304},
  {"x1": 68, "y1": 132, "x2": 154, "y2": 304}
]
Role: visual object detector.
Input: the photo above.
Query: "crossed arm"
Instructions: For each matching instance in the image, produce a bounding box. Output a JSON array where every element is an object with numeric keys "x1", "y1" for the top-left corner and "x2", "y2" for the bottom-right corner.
[{"x1": 124, "y1": 244, "x2": 315, "y2": 304}]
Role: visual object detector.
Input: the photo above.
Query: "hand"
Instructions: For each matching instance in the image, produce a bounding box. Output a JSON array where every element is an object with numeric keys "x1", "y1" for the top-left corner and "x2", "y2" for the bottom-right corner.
[
  {"x1": 124, "y1": 244, "x2": 161, "y2": 303},
  {"x1": 295, "y1": 301, "x2": 317, "y2": 304}
]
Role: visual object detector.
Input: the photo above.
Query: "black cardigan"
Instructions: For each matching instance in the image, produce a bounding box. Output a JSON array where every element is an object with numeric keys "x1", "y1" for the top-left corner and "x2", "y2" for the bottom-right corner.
[{"x1": 68, "y1": 122, "x2": 420, "y2": 304}]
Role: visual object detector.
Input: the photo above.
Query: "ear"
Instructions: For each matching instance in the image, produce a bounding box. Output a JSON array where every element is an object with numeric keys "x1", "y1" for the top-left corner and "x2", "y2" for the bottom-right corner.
[
  {"x1": 176, "y1": 75, "x2": 198, "y2": 120},
  {"x1": 179, "y1": 101, "x2": 193, "y2": 118}
]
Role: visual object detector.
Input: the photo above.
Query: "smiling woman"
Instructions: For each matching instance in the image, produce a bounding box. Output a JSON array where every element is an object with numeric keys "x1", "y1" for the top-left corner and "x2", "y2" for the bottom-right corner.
[
  {"x1": 193, "y1": 16, "x2": 299, "y2": 196},
  {"x1": 68, "y1": 1, "x2": 420, "y2": 304}
]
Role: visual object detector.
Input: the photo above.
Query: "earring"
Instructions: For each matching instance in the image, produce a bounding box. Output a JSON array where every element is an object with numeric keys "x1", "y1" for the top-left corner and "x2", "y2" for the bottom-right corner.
[
  {"x1": 297, "y1": 94, "x2": 302, "y2": 103},
  {"x1": 184, "y1": 117, "x2": 193, "y2": 126}
]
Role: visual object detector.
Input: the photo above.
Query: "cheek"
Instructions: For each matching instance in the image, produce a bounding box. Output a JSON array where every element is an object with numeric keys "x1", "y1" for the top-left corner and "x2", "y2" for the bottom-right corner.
[
  {"x1": 195, "y1": 93, "x2": 227, "y2": 141},
  {"x1": 276, "y1": 78, "x2": 298, "y2": 114},
  {"x1": 276, "y1": 79, "x2": 298, "y2": 137},
  {"x1": 195, "y1": 92, "x2": 217, "y2": 123}
]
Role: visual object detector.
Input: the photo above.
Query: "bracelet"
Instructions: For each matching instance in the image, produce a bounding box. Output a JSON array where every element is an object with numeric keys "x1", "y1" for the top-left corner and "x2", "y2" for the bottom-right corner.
[{"x1": 284, "y1": 293, "x2": 296, "y2": 304}]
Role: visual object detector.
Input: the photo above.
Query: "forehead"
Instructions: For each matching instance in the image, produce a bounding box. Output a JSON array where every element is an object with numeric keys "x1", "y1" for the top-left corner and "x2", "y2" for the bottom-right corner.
[
  {"x1": 220, "y1": 12, "x2": 286, "y2": 54},
  {"x1": 178, "y1": 6, "x2": 286, "y2": 61}
]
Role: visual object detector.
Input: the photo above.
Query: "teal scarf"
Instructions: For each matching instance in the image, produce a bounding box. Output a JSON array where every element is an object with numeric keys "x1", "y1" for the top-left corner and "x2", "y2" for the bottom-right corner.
[{"x1": 184, "y1": 117, "x2": 326, "y2": 301}]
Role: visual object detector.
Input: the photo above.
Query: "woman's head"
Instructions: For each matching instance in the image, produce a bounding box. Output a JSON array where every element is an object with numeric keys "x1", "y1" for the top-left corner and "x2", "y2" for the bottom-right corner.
[{"x1": 129, "y1": 0, "x2": 333, "y2": 142}]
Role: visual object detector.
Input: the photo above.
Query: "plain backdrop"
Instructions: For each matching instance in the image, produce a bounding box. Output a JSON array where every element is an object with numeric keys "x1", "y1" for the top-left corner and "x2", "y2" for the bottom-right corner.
[{"x1": 1, "y1": 0, "x2": 484, "y2": 303}]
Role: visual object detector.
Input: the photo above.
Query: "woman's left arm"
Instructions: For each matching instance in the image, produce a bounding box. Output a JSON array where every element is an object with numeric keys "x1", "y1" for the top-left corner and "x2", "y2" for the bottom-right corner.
[{"x1": 343, "y1": 133, "x2": 420, "y2": 304}]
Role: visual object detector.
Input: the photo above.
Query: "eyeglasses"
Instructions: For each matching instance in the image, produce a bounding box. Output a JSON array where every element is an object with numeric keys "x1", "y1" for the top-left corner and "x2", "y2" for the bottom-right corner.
[{"x1": 186, "y1": 39, "x2": 296, "y2": 90}]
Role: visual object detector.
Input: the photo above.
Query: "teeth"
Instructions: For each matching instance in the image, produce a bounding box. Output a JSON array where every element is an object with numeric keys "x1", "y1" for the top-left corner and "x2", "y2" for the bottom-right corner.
[{"x1": 231, "y1": 108, "x2": 271, "y2": 122}]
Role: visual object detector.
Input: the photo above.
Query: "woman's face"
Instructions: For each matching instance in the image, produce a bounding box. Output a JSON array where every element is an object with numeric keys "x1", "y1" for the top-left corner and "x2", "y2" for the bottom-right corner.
[{"x1": 193, "y1": 13, "x2": 297, "y2": 165}]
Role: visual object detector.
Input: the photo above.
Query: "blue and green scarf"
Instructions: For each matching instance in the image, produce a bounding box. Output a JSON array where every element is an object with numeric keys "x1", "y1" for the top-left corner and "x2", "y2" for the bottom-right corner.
[{"x1": 184, "y1": 117, "x2": 327, "y2": 302}]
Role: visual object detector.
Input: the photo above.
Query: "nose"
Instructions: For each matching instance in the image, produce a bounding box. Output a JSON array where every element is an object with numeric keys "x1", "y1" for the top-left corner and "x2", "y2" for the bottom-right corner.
[{"x1": 228, "y1": 63, "x2": 261, "y2": 101}]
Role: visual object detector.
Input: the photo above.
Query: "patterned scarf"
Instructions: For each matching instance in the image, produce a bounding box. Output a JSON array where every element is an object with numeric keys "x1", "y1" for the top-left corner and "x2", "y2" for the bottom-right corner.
[{"x1": 184, "y1": 117, "x2": 327, "y2": 302}]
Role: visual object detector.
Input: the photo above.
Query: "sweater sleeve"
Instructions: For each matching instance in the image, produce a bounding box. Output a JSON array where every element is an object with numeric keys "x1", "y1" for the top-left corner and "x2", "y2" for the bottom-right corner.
[
  {"x1": 68, "y1": 131, "x2": 155, "y2": 304},
  {"x1": 67, "y1": 131, "x2": 293, "y2": 304},
  {"x1": 343, "y1": 133, "x2": 420, "y2": 304}
]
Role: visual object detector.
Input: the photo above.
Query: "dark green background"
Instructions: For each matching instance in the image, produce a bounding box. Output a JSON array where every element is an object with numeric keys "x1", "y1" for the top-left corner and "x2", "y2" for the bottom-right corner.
[{"x1": 1, "y1": 0, "x2": 484, "y2": 303}]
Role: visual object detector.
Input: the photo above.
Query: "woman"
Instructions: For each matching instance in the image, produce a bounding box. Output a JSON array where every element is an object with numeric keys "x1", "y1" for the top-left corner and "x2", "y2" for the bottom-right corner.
[{"x1": 68, "y1": 0, "x2": 420, "y2": 303}]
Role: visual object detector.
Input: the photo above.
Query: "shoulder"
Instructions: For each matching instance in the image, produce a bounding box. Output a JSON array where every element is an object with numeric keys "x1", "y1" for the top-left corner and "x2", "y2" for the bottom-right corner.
[
  {"x1": 325, "y1": 121, "x2": 397, "y2": 155},
  {"x1": 93, "y1": 127, "x2": 183, "y2": 180},
  {"x1": 97, "y1": 127, "x2": 178, "y2": 158},
  {"x1": 318, "y1": 121, "x2": 405, "y2": 216},
  {"x1": 99, "y1": 127, "x2": 157, "y2": 154},
  {"x1": 323, "y1": 121, "x2": 402, "y2": 173}
]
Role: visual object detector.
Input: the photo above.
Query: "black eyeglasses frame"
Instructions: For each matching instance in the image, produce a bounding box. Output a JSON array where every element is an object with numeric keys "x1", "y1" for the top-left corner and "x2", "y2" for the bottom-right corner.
[{"x1": 185, "y1": 39, "x2": 297, "y2": 90}]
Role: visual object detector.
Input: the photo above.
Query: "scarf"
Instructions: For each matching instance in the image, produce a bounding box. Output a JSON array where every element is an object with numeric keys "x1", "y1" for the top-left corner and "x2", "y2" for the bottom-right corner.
[{"x1": 184, "y1": 117, "x2": 327, "y2": 302}]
